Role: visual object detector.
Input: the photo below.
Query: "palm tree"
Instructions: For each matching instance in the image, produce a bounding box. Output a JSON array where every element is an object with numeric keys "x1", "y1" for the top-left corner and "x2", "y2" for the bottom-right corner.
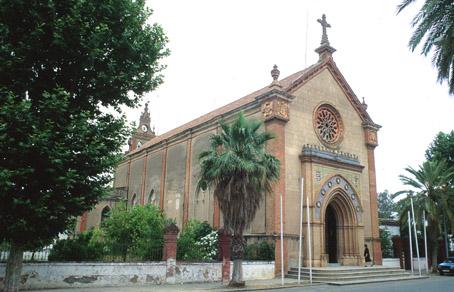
[
  {"x1": 197, "y1": 112, "x2": 280, "y2": 287},
  {"x1": 397, "y1": 0, "x2": 454, "y2": 95},
  {"x1": 394, "y1": 159, "x2": 454, "y2": 271}
]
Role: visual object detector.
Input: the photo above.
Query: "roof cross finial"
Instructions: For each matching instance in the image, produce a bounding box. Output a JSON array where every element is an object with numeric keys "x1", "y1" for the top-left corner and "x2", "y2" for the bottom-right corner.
[{"x1": 317, "y1": 14, "x2": 331, "y2": 45}]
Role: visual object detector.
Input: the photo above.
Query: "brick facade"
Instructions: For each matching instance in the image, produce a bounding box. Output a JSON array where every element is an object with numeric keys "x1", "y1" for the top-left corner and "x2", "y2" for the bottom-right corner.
[{"x1": 77, "y1": 40, "x2": 382, "y2": 271}]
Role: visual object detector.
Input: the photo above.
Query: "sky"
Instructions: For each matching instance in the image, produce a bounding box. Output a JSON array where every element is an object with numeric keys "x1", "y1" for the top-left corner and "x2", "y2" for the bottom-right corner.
[{"x1": 125, "y1": 0, "x2": 454, "y2": 194}]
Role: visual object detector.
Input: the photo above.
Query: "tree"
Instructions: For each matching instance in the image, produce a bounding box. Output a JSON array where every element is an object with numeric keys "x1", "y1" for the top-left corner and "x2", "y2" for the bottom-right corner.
[
  {"x1": 48, "y1": 228, "x2": 106, "y2": 262},
  {"x1": 426, "y1": 130, "x2": 454, "y2": 169},
  {"x1": 197, "y1": 112, "x2": 280, "y2": 287},
  {"x1": 397, "y1": 0, "x2": 454, "y2": 95},
  {"x1": 103, "y1": 204, "x2": 165, "y2": 261},
  {"x1": 0, "y1": 1, "x2": 168, "y2": 291},
  {"x1": 394, "y1": 160, "x2": 454, "y2": 271},
  {"x1": 379, "y1": 228, "x2": 393, "y2": 258},
  {"x1": 378, "y1": 190, "x2": 396, "y2": 219}
]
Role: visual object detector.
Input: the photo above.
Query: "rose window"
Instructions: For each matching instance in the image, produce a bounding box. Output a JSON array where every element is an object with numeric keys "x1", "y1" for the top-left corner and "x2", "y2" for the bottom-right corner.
[{"x1": 314, "y1": 104, "x2": 343, "y2": 146}]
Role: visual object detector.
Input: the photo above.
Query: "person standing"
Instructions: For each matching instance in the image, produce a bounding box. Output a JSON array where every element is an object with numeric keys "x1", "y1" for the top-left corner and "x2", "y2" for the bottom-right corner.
[{"x1": 364, "y1": 244, "x2": 372, "y2": 266}]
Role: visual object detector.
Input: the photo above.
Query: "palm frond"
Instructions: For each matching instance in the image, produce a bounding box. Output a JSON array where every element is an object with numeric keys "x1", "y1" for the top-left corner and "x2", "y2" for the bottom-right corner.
[
  {"x1": 397, "y1": 0, "x2": 417, "y2": 14},
  {"x1": 196, "y1": 111, "x2": 280, "y2": 235},
  {"x1": 398, "y1": 0, "x2": 454, "y2": 94}
]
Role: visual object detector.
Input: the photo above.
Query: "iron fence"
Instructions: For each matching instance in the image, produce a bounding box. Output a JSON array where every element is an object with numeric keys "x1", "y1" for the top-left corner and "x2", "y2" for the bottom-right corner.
[
  {"x1": 0, "y1": 248, "x2": 51, "y2": 262},
  {"x1": 0, "y1": 244, "x2": 162, "y2": 263}
]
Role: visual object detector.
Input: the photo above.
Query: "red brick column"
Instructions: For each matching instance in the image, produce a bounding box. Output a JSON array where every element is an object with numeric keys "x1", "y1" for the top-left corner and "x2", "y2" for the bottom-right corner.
[
  {"x1": 163, "y1": 223, "x2": 179, "y2": 260},
  {"x1": 163, "y1": 223, "x2": 179, "y2": 284},
  {"x1": 363, "y1": 125, "x2": 382, "y2": 265},
  {"x1": 183, "y1": 138, "x2": 192, "y2": 226},
  {"x1": 265, "y1": 118, "x2": 288, "y2": 276},
  {"x1": 258, "y1": 85, "x2": 294, "y2": 276},
  {"x1": 218, "y1": 228, "x2": 232, "y2": 284}
]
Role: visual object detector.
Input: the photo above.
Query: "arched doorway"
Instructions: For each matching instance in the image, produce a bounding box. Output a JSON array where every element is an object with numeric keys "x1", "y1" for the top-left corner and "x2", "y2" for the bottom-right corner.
[
  {"x1": 313, "y1": 175, "x2": 364, "y2": 266},
  {"x1": 325, "y1": 204, "x2": 337, "y2": 263},
  {"x1": 323, "y1": 190, "x2": 360, "y2": 266}
]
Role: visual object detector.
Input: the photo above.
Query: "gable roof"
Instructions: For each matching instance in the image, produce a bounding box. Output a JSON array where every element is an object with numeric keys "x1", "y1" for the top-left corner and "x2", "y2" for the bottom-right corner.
[{"x1": 129, "y1": 57, "x2": 379, "y2": 156}]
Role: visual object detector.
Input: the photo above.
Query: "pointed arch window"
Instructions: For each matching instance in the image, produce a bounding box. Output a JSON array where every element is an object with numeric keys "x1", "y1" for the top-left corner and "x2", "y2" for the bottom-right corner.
[
  {"x1": 101, "y1": 206, "x2": 111, "y2": 223},
  {"x1": 148, "y1": 189, "x2": 156, "y2": 205}
]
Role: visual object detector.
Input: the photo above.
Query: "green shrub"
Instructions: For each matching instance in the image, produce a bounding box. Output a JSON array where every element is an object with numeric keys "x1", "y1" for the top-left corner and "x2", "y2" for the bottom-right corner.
[
  {"x1": 380, "y1": 228, "x2": 393, "y2": 258},
  {"x1": 177, "y1": 220, "x2": 217, "y2": 260},
  {"x1": 245, "y1": 241, "x2": 275, "y2": 261},
  {"x1": 103, "y1": 204, "x2": 165, "y2": 261},
  {"x1": 48, "y1": 228, "x2": 105, "y2": 261}
]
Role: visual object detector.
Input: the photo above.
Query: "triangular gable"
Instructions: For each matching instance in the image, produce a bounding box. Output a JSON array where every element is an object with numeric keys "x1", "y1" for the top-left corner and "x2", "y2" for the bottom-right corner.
[{"x1": 284, "y1": 58, "x2": 379, "y2": 128}]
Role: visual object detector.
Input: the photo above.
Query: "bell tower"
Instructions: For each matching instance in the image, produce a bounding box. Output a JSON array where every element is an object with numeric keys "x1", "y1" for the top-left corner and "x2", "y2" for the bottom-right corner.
[{"x1": 128, "y1": 102, "x2": 156, "y2": 152}]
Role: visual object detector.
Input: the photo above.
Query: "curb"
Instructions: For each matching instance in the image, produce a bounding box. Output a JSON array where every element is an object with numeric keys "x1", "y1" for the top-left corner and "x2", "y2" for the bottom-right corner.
[{"x1": 209, "y1": 283, "x2": 322, "y2": 291}]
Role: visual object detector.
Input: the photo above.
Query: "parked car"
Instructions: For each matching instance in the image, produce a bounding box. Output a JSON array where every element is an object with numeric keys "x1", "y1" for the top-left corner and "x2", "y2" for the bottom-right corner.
[{"x1": 438, "y1": 257, "x2": 454, "y2": 275}]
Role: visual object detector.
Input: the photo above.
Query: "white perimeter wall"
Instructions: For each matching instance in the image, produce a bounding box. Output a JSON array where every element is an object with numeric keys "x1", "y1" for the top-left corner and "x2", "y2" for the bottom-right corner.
[{"x1": 0, "y1": 261, "x2": 274, "y2": 290}]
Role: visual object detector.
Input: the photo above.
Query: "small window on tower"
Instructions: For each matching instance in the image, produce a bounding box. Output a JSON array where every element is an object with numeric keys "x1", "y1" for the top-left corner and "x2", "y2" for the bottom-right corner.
[{"x1": 137, "y1": 141, "x2": 142, "y2": 149}]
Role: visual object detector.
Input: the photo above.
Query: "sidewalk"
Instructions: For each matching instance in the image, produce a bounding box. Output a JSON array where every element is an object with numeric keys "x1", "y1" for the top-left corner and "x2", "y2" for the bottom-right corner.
[{"x1": 30, "y1": 278, "x2": 316, "y2": 292}]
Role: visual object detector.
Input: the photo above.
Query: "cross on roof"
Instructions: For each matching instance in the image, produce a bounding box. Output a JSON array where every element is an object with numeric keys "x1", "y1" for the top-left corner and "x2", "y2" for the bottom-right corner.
[{"x1": 317, "y1": 14, "x2": 331, "y2": 45}]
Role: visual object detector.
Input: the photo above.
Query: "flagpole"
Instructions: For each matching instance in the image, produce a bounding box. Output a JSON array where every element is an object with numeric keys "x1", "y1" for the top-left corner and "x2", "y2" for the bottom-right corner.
[
  {"x1": 306, "y1": 195, "x2": 312, "y2": 284},
  {"x1": 410, "y1": 198, "x2": 421, "y2": 276},
  {"x1": 280, "y1": 193, "x2": 284, "y2": 285},
  {"x1": 297, "y1": 178, "x2": 304, "y2": 284},
  {"x1": 423, "y1": 211, "x2": 429, "y2": 273},
  {"x1": 408, "y1": 210, "x2": 414, "y2": 274}
]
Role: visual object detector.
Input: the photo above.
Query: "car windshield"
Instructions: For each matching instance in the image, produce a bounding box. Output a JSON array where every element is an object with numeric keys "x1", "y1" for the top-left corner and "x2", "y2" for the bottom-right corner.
[{"x1": 444, "y1": 259, "x2": 454, "y2": 263}]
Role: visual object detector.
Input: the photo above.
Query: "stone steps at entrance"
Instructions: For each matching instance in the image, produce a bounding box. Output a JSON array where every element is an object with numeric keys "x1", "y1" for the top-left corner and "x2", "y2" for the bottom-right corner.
[
  {"x1": 326, "y1": 275, "x2": 427, "y2": 286},
  {"x1": 286, "y1": 266, "x2": 427, "y2": 284},
  {"x1": 288, "y1": 267, "x2": 404, "y2": 276}
]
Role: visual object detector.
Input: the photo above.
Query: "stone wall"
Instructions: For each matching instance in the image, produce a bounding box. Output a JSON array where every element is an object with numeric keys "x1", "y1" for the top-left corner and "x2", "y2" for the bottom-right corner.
[
  {"x1": 0, "y1": 261, "x2": 274, "y2": 290},
  {"x1": 284, "y1": 68, "x2": 373, "y2": 266}
]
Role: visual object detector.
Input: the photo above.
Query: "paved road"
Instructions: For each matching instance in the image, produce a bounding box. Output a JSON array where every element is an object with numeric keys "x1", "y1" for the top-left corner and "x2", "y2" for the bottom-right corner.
[
  {"x1": 283, "y1": 275, "x2": 454, "y2": 292},
  {"x1": 30, "y1": 275, "x2": 454, "y2": 292}
]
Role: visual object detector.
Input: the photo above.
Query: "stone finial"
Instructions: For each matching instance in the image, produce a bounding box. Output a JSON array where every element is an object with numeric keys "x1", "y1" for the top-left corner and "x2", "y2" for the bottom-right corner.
[
  {"x1": 317, "y1": 14, "x2": 331, "y2": 46},
  {"x1": 140, "y1": 102, "x2": 151, "y2": 125},
  {"x1": 270, "y1": 64, "x2": 282, "y2": 88},
  {"x1": 271, "y1": 64, "x2": 280, "y2": 81},
  {"x1": 362, "y1": 97, "x2": 368, "y2": 110}
]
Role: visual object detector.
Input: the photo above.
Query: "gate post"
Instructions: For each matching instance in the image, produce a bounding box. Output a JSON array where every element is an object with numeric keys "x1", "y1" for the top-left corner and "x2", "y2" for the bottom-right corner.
[{"x1": 163, "y1": 223, "x2": 179, "y2": 284}]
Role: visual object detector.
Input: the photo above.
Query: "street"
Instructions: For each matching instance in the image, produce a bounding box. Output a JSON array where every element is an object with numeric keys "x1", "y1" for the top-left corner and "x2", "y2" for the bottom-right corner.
[
  {"x1": 283, "y1": 275, "x2": 454, "y2": 292},
  {"x1": 29, "y1": 275, "x2": 454, "y2": 292}
]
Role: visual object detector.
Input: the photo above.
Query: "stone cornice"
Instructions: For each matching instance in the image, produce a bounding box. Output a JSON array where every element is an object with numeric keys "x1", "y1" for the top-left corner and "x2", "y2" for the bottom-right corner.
[
  {"x1": 300, "y1": 144, "x2": 364, "y2": 172},
  {"x1": 255, "y1": 87, "x2": 295, "y2": 102},
  {"x1": 362, "y1": 121, "x2": 382, "y2": 131}
]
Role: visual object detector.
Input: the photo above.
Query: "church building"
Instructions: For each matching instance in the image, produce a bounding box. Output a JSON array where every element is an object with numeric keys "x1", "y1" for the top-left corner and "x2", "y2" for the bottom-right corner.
[{"x1": 77, "y1": 15, "x2": 382, "y2": 272}]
